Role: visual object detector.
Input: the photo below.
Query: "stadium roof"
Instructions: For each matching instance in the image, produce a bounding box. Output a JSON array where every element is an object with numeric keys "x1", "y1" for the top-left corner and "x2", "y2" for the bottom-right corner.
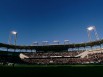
[{"x1": 0, "y1": 39, "x2": 103, "y2": 51}]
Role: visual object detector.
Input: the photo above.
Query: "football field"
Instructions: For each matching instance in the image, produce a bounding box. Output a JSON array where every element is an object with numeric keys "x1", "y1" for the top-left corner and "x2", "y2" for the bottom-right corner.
[{"x1": 0, "y1": 64, "x2": 103, "y2": 77}]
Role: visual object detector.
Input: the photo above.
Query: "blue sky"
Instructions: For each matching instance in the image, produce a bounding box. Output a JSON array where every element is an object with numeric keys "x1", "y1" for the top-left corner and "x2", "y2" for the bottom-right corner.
[{"x1": 0, "y1": 0, "x2": 103, "y2": 45}]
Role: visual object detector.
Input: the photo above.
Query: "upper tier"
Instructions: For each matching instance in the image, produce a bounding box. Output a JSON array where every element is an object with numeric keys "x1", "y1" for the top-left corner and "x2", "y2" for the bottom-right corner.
[{"x1": 0, "y1": 39, "x2": 103, "y2": 51}]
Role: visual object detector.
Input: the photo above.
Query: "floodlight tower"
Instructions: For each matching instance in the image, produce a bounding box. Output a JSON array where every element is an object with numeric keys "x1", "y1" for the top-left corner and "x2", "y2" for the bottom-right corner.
[
  {"x1": 33, "y1": 42, "x2": 38, "y2": 46},
  {"x1": 53, "y1": 40, "x2": 59, "y2": 45},
  {"x1": 42, "y1": 41, "x2": 48, "y2": 45},
  {"x1": 64, "y1": 40, "x2": 69, "y2": 44},
  {"x1": 8, "y1": 31, "x2": 18, "y2": 45},
  {"x1": 87, "y1": 26, "x2": 99, "y2": 42},
  {"x1": 8, "y1": 31, "x2": 17, "y2": 67}
]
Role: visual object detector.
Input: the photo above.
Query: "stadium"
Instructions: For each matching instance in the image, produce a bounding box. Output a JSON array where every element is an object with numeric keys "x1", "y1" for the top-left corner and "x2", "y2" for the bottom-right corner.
[
  {"x1": 0, "y1": 26, "x2": 103, "y2": 65},
  {"x1": 1, "y1": 26, "x2": 103, "y2": 76},
  {"x1": 1, "y1": 0, "x2": 103, "y2": 76}
]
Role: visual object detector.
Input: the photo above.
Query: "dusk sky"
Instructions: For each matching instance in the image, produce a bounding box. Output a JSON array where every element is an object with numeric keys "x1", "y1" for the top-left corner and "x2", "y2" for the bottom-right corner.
[{"x1": 0, "y1": 0, "x2": 103, "y2": 45}]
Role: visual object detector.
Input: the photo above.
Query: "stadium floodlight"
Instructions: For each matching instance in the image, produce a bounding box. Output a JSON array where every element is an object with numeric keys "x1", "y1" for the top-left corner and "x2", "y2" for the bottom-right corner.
[
  {"x1": 12, "y1": 31, "x2": 17, "y2": 45},
  {"x1": 42, "y1": 41, "x2": 48, "y2": 43},
  {"x1": 8, "y1": 31, "x2": 18, "y2": 45},
  {"x1": 53, "y1": 40, "x2": 59, "y2": 44},
  {"x1": 33, "y1": 42, "x2": 38, "y2": 46},
  {"x1": 33, "y1": 42, "x2": 37, "y2": 43},
  {"x1": 8, "y1": 30, "x2": 18, "y2": 67},
  {"x1": 64, "y1": 40, "x2": 69, "y2": 44},
  {"x1": 11, "y1": 31, "x2": 17, "y2": 35},
  {"x1": 87, "y1": 26, "x2": 94, "y2": 31},
  {"x1": 87, "y1": 26, "x2": 99, "y2": 42},
  {"x1": 42, "y1": 41, "x2": 48, "y2": 45}
]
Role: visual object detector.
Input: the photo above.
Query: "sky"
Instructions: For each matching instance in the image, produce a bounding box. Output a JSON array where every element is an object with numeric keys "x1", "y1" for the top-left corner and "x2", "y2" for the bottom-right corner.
[{"x1": 0, "y1": 0, "x2": 103, "y2": 45}]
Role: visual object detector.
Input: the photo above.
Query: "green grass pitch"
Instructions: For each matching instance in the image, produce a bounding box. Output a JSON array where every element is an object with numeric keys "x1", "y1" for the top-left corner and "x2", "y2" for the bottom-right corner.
[{"x1": 0, "y1": 64, "x2": 103, "y2": 77}]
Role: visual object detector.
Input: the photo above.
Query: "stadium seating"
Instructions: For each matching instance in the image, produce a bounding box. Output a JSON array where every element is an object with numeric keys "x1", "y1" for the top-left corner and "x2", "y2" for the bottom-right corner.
[
  {"x1": 19, "y1": 49, "x2": 103, "y2": 64},
  {"x1": 0, "y1": 39, "x2": 103, "y2": 65}
]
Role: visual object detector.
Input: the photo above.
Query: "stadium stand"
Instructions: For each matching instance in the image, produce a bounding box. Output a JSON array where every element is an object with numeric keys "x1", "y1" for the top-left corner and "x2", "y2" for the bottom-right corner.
[
  {"x1": 19, "y1": 48, "x2": 103, "y2": 64},
  {"x1": 0, "y1": 39, "x2": 103, "y2": 65}
]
